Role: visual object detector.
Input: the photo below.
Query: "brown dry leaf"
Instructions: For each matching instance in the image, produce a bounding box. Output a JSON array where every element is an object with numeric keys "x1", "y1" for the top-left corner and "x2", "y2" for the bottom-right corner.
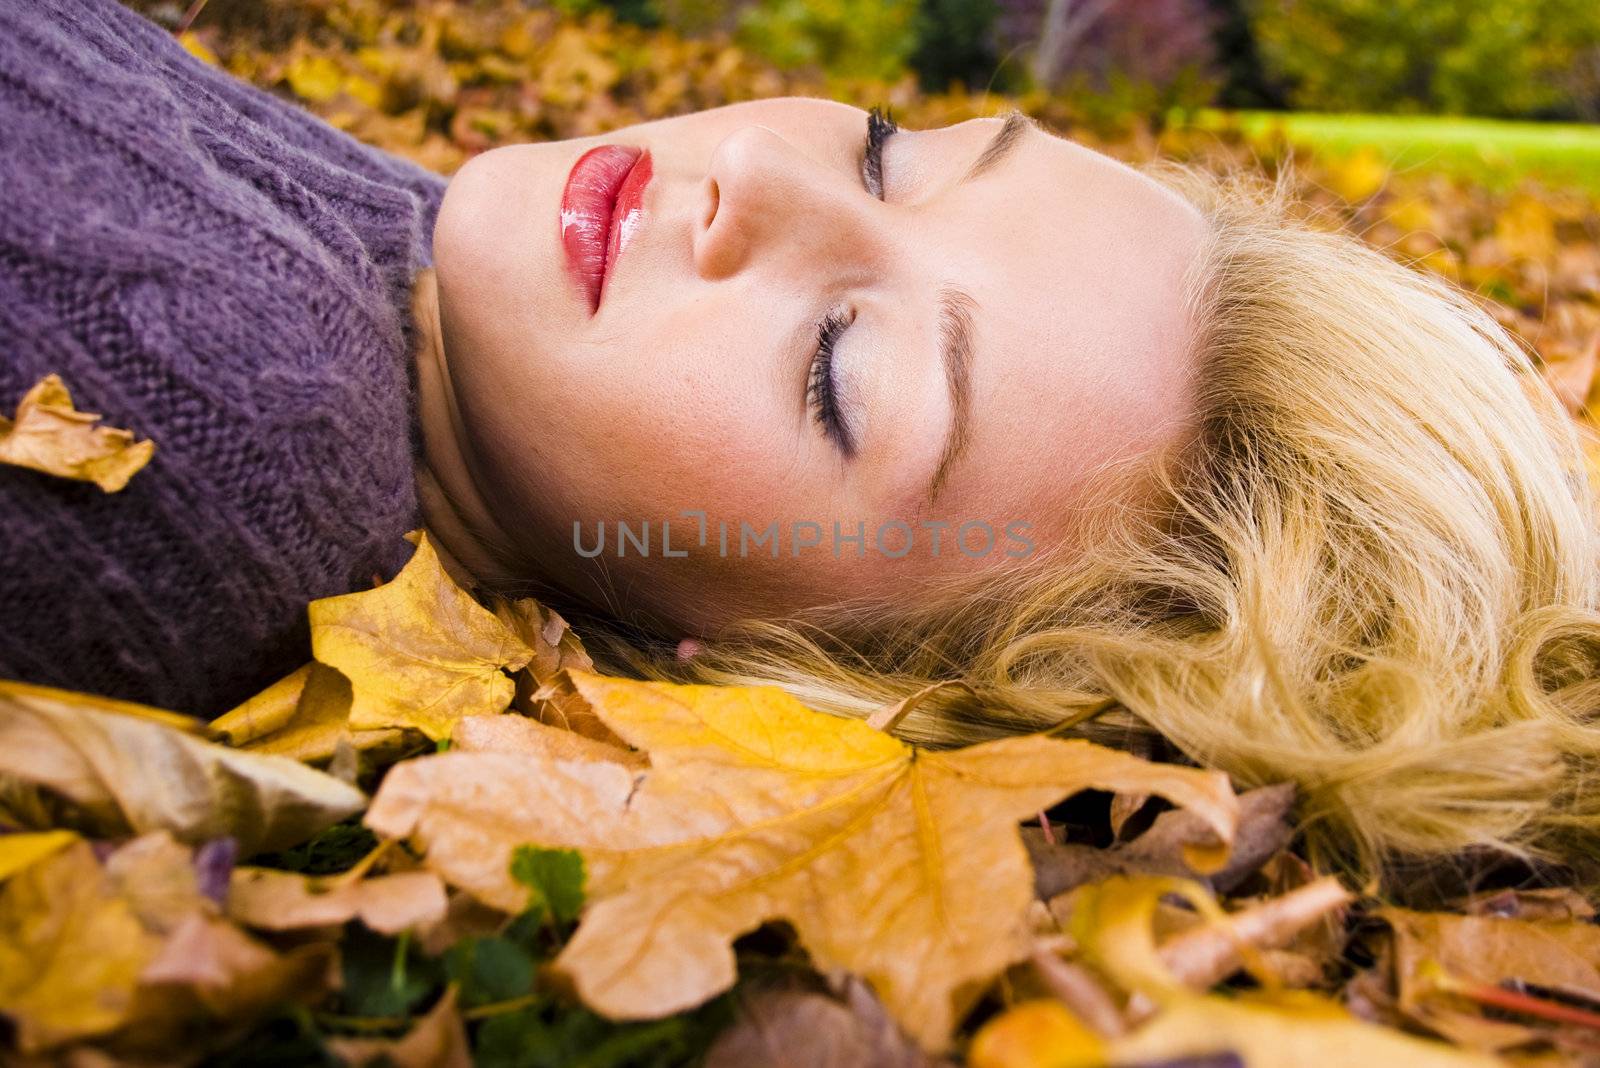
[
  {"x1": 309, "y1": 532, "x2": 533, "y2": 740},
  {"x1": 451, "y1": 711, "x2": 645, "y2": 768},
  {"x1": 366, "y1": 669, "x2": 1238, "y2": 1050},
  {"x1": 328, "y1": 986, "x2": 471, "y2": 1068},
  {"x1": 209, "y1": 662, "x2": 411, "y2": 763},
  {"x1": 493, "y1": 596, "x2": 594, "y2": 682},
  {"x1": 706, "y1": 981, "x2": 949, "y2": 1068},
  {"x1": 226, "y1": 867, "x2": 447, "y2": 935},
  {"x1": 0, "y1": 680, "x2": 365, "y2": 855},
  {"x1": 1025, "y1": 783, "x2": 1297, "y2": 899},
  {"x1": 0, "y1": 840, "x2": 160, "y2": 1052},
  {"x1": 1153, "y1": 875, "x2": 1352, "y2": 995},
  {"x1": 493, "y1": 594, "x2": 621, "y2": 744},
  {"x1": 0, "y1": 374, "x2": 154, "y2": 492},
  {"x1": 104, "y1": 831, "x2": 214, "y2": 935},
  {"x1": 1381, "y1": 907, "x2": 1600, "y2": 1051},
  {"x1": 123, "y1": 913, "x2": 334, "y2": 1049}
]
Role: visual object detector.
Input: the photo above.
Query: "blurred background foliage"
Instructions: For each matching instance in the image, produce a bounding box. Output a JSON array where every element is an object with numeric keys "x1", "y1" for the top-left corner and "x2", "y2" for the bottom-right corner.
[{"x1": 142, "y1": 0, "x2": 1600, "y2": 119}]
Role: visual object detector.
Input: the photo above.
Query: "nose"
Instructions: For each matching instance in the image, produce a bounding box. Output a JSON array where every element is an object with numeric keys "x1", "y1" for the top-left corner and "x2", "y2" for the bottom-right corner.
[{"x1": 692, "y1": 125, "x2": 880, "y2": 281}]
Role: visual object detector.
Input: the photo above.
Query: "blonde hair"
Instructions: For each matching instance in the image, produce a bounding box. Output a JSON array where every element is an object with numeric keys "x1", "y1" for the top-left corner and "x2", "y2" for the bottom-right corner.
[{"x1": 578, "y1": 157, "x2": 1600, "y2": 889}]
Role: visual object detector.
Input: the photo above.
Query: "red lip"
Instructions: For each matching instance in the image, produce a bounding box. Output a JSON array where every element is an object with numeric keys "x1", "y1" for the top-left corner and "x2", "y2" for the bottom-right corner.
[{"x1": 560, "y1": 144, "x2": 652, "y2": 314}]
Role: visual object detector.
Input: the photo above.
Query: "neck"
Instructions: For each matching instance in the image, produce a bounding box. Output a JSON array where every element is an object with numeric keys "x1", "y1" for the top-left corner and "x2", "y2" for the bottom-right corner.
[{"x1": 409, "y1": 268, "x2": 522, "y2": 589}]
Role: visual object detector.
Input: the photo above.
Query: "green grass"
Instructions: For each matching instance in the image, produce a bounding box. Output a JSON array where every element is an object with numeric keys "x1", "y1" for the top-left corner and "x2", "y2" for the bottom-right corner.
[{"x1": 1191, "y1": 109, "x2": 1600, "y2": 195}]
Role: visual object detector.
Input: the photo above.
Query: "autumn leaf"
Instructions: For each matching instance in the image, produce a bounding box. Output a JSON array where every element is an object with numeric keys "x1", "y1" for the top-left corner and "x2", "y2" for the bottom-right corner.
[
  {"x1": 451, "y1": 710, "x2": 645, "y2": 768},
  {"x1": 210, "y1": 662, "x2": 413, "y2": 763},
  {"x1": 129, "y1": 912, "x2": 334, "y2": 1032},
  {"x1": 967, "y1": 999, "x2": 1106, "y2": 1068},
  {"x1": 309, "y1": 532, "x2": 533, "y2": 740},
  {"x1": 0, "y1": 839, "x2": 161, "y2": 1052},
  {"x1": 1378, "y1": 906, "x2": 1600, "y2": 1051},
  {"x1": 227, "y1": 867, "x2": 448, "y2": 935},
  {"x1": 1107, "y1": 989, "x2": 1502, "y2": 1067},
  {"x1": 0, "y1": 830, "x2": 77, "y2": 882},
  {"x1": 0, "y1": 679, "x2": 365, "y2": 855},
  {"x1": 366, "y1": 670, "x2": 1239, "y2": 1049},
  {"x1": 1051, "y1": 875, "x2": 1498, "y2": 1068},
  {"x1": 0, "y1": 374, "x2": 154, "y2": 492},
  {"x1": 490, "y1": 595, "x2": 623, "y2": 745},
  {"x1": 1024, "y1": 782, "x2": 1297, "y2": 899},
  {"x1": 0, "y1": 832, "x2": 334, "y2": 1057},
  {"x1": 706, "y1": 980, "x2": 946, "y2": 1068}
]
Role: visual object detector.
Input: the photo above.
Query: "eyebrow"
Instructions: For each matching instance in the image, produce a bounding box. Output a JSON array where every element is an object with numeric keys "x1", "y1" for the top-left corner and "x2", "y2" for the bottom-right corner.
[
  {"x1": 958, "y1": 109, "x2": 1038, "y2": 186},
  {"x1": 927, "y1": 285, "x2": 978, "y2": 505},
  {"x1": 924, "y1": 113, "x2": 1036, "y2": 504}
]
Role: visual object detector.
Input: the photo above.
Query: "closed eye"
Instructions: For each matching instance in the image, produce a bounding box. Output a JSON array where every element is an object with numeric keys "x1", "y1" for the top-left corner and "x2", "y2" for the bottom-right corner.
[{"x1": 805, "y1": 106, "x2": 899, "y2": 455}]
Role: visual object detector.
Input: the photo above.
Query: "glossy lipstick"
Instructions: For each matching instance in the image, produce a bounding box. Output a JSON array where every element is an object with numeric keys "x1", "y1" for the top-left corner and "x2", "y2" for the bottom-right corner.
[{"x1": 560, "y1": 144, "x2": 652, "y2": 314}]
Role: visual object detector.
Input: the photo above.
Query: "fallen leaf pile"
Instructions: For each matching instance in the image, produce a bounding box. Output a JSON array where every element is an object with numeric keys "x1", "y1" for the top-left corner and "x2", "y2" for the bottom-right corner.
[{"x1": 3, "y1": 528, "x2": 1600, "y2": 1065}]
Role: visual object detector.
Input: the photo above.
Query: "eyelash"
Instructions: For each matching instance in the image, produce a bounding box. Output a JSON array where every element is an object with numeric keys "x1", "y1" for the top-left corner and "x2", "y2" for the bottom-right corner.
[{"x1": 808, "y1": 106, "x2": 899, "y2": 455}]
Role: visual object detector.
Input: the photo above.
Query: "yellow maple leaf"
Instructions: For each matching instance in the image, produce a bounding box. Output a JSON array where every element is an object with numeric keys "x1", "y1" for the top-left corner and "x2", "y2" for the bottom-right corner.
[
  {"x1": 309, "y1": 532, "x2": 533, "y2": 740},
  {"x1": 0, "y1": 374, "x2": 153, "y2": 492},
  {"x1": 366, "y1": 670, "x2": 1238, "y2": 1050}
]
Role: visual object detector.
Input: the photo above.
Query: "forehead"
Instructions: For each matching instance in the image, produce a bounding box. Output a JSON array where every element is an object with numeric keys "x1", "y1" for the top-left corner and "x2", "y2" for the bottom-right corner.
[{"x1": 915, "y1": 122, "x2": 1209, "y2": 545}]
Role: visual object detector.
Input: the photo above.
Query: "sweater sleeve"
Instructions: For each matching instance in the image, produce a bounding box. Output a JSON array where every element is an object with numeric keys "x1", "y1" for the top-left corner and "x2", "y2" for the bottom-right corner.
[{"x1": 0, "y1": 0, "x2": 449, "y2": 717}]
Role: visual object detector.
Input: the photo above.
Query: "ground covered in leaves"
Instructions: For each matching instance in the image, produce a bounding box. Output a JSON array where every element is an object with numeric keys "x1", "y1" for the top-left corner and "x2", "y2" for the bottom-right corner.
[
  {"x1": 3, "y1": 528, "x2": 1600, "y2": 1067},
  {"x1": 4, "y1": 2, "x2": 1600, "y2": 1066}
]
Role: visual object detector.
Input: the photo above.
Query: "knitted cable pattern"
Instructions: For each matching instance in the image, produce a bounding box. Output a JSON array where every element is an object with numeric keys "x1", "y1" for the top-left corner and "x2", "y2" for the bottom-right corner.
[{"x1": 0, "y1": 0, "x2": 447, "y2": 715}]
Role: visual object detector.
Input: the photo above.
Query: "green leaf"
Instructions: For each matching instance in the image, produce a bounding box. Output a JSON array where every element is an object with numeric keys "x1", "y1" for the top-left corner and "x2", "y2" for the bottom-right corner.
[
  {"x1": 510, "y1": 846, "x2": 586, "y2": 926},
  {"x1": 339, "y1": 926, "x2": 444, "y2": 1018},
  {"x1": 473, "y1": 999, "x2": 733, "y2": 1068},
  {"x1": 445, "y1": 935, "x2": 536, "y2": 1009}
]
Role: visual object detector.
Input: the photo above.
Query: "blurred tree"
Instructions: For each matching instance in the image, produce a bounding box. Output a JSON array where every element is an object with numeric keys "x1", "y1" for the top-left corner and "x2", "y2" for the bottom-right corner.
[
  {"x1": 552, "y1": 0, "x2": 664, "y2": 28},
  {"x1": 1205, "y1": 0, "x2": 1283, "y2": 109},
  {"x1": 734, "y1": 0, "x2": 919, "y2": 80},
  {"x1": 1029, "y1": 0, "x2": 1221, "y2": 113},
  {"x1": 908, "y1": 0, "x2": 1018, "y2": 92},
  {"x1": 1250, "y1": 0, "x2": 1600, "y2": 118}
]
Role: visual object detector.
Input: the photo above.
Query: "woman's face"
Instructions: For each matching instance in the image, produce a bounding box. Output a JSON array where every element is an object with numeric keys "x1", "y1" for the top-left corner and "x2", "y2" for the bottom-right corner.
[{"x1": 424, "y1": 97, "x2": 1208, "y2": 633}]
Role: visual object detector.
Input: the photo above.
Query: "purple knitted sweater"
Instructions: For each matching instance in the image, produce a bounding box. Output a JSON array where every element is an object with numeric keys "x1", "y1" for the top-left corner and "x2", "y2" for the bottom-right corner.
[{"x1": 0, "y1": 0, "x2": 447, "y2": 715}]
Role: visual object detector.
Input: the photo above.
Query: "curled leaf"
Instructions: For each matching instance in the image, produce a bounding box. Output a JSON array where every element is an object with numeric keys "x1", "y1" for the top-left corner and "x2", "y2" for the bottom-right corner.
[
  {"x1": 0, "y1": 680, "x2": 365, "y2": 856},
  {"x1": 309, "y1": 533, "x2": 533, "y2": 740},
  {"x1": 210, "y1": 662, "x2": 411, "y2": 763},
  {"x1": 0, "y1": 374, "x2": 154, "y2": 491}
]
